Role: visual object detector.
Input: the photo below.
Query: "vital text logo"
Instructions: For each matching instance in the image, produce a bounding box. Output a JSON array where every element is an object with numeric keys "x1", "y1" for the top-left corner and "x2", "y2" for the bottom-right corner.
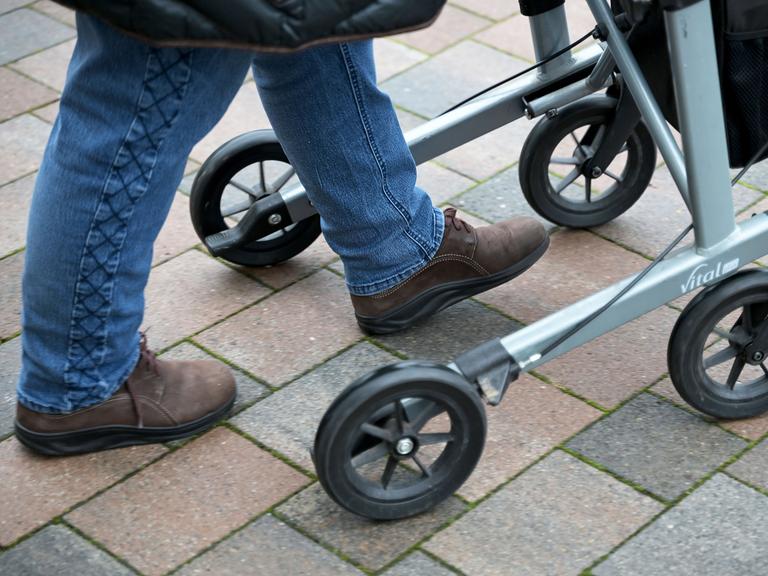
[{"x1": 680, "y1": 258, "x2": 740, "y2": 293}]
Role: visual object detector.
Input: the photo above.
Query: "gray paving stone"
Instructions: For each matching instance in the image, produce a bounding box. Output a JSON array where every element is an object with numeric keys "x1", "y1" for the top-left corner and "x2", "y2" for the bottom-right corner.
[
  {"x1": 424, "y1": 451, "x2": 662, "y2": 576},
  {"x1": 374, "y1": 298, "x2": 520, "y2": 363},
  {"x1": 177, "y1": 514, "x2": 363, "y2": 576},
  {"x1": 0, "y1": 172, "x2": 35, "y2": 257},
  {"x1": 232, "y1": 342, "x2": 397, "y2": 470},
  {"x1": 593, "y1": 474, "x2": 768, "y2": 576},
  {"x1": 0, "y1": 1, "x2": 32, "y2": 15},
  {"x1": 162, "y1": 342, "x2": 268, "y2": 414},
  {"x1": 738, "y1": 158, "x2": 768, "y2": 192},
  {"x1": 0, "y1": 524, "x2": 136, "y2": 576},
  {"x1": 595, "y1": 166, "x2": 761, "y2": 258},
  {"x1": 0, "y1": 9, "x2": 73, "y2": 65},
  {"x1": 727, "y1": 439, "x2": 768, "y2": 492},
  {"x1": 454, "y1": 164, "x2": 558, "y2": 230},
  {"x1": 381, "y1": 40, "x2": 527, "y2": 118},
  {"x1": 0, "y1": 336, "x2": 20, "y2": 438},
  {"x1": 566, "y1": 393, "x2": 747, "y2": 500},
  {"x1": 0, "y1": 114, "x2": 50, "y2": 186},
  {"x1": 277, "y1": 483, "x2": 466, "y2": 571},
  {"x1": 382, "y1": 551, "x2": 456, "y2": 576}
]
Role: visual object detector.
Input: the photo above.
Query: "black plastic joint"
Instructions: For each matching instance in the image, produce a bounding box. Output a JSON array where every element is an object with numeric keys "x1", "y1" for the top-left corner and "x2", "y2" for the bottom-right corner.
[
  {"x1": 518, "y1": 0, "x2": 565, "y2": 17},
  {"x1": 455, "y1": 339, "x2": 520, "y2": 405}
]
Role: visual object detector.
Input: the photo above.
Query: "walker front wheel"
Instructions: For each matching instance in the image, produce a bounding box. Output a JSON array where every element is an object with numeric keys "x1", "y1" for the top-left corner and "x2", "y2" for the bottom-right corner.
[
  {"x1": 519, "y1": 96, "x2": 656, "y2": 228},
  {"x1": 668, "y1": 269, "x2": 768, "y2": 419},
  {"x1": 314, "y1": 362, "x2": 486, "y2": 520}
]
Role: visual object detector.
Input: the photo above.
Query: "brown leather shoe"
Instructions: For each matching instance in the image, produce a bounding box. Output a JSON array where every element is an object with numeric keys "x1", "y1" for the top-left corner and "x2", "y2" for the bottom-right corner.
[
  {"x1": 14, "y1": 336, "x2": 236, "y2": 456},
  {"x1": 351, "y1": 207, "x2": 548, "y2": 334}
]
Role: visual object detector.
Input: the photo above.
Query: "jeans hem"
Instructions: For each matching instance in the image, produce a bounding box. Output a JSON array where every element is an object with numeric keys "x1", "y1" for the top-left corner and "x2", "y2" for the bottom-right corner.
[
  {"x1": 17, "y1": 344, "x2": 141, "y2": 415},
  {"x1": 346, "y1": 206, "x2": 445, "y2": 296}
]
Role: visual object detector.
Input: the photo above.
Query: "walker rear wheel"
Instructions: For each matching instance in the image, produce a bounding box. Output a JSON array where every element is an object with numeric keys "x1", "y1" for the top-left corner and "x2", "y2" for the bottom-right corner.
[
  {"x1": 189, "y1": 130, "x2": 321, "y2": 267},
  {"x1": 668, "y1": 269, "x2": 768, "y2": 419},
  {"x1": 519, "y1": 96, "x2": 656, "y2": 228},
  {"x1": 313, "y1": 362, "x2": 486, "y2": 520}
]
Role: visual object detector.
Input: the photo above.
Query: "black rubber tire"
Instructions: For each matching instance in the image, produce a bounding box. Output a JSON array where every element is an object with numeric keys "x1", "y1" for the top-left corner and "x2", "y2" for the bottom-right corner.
[
  {"x1": 519, "y1": 96, "x2": 656, "y2": 228},
  {"x1": 668, "y1": 269, "x2": 768, "y2": 419},
  {"x1": 190, "y1": 129, "x2": 321, "y2": 267},
  {"x1": 314, "y1": 362, "x2": 486, "y2": 520}
]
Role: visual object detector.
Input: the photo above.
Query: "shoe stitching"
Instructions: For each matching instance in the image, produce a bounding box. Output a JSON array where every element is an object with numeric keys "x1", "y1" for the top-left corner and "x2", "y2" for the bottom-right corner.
[{"x1": 367, "y1": 255, "x2": 489, "y2": 300}]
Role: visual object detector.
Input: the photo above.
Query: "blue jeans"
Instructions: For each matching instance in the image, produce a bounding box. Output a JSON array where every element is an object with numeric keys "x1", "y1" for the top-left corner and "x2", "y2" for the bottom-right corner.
[{"x1": 18, "y1": 14, "x2": 443, "y2": 414}]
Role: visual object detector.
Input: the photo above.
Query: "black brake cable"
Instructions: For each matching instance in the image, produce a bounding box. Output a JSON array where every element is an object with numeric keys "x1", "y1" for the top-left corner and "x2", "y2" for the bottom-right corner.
[{"x1": 437, "y1": 27, "x2": 599, "y2": 118}]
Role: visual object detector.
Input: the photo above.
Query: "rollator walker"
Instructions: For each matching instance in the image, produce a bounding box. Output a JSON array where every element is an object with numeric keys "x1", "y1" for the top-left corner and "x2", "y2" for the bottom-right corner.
[{"x1": 190, "y1": 0, "x2": 768, "y2": 520}]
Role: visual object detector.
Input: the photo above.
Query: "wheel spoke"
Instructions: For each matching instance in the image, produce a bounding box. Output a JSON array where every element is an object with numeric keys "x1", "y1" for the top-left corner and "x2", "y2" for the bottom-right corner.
[
  {"x1": 393, "y1": 400, "x2": 408, "y2": 435},
  {"x1": 351, "y1": 442, "x2": 389, "y2": 468},
  {"x1": 411, "y1": 454, "x2": 432, "y2": 478},
  {"x1": 741, "y1": 304, "x2": 756, "y2": 333},
  {"x1": 713, "y1": 326, "x2": 752, "y2": 347},
  {"x1": 604, "y1": 170, "x2": 624, "y2": 183},
  {"x1": 704, "y1": 346, "x2": 740, "y2": 369},
  {"x1": 259, "y1": 161, "x2": 267, "y2": 196},
  {"x1": 550, "y1": 156, "x2": 579, "y2": 165},
  {"x1": 417, "y1": 432, "x2": 455, "y2": 446},
  {"x1": 762, "y1": 363, "x2": 768, "y2": 377},
  {"x1": 361, "y1": 422, "x2": 394, "y2": 443},
  {"x1": 409, "y1": 402, "x2": 445, "y2": 433},
  {"x1": 585, "y1": 177, "x2": 592, "y2": 203},
  {"x1": 381, "y1": 456, "x2": 397, "y2": 489},
  {"x1": 618, "y1": 142, "x2": 629, "y2": 154},
  {"x1": 270, "y1": 166, "x2": 296, "y2": 194},
  {"x1": 220, "y1": 199, "x2": 254, "y2": 218},
  {"x1": 570, "y1": 131, "x2": 581, "y2": 148},
  {"x1": 229, "y1": 179, "x2": 260, "y2": 198},
  {"x1": 726, "y1": 357, "x2": 746, "y2": 389},
  {"x1": 554, "y1": 169, "x2": 581, "y2": 194}
]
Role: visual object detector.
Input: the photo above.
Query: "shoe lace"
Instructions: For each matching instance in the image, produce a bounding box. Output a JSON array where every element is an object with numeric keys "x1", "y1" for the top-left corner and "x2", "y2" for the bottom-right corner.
[
  {"x1": 444, "y1": 207, "x2": 472, "y2": 233},
  {"x1": 123, "y1": 333, "x2": 159, "y2": 428}
]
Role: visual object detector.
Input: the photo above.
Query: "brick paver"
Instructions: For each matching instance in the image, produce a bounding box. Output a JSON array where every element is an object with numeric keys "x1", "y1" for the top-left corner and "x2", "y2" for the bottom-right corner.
[
  {"x1": 425, "y1": 450, "x2": 663, "y2": 576},
  {"x1": 197, "y1": 270, "x2": 362, "y2": 386},
  {"x1": 0, "y1": 437, "x2": 165, "y2": 546},
  {"x1": 727, "y1": 439, "x2": 768, "y2": 492},
  {"x1": 66, "y1": 427, "x2": 309, "y2": 576},
  {"x1": 0, "y1": 252, "x2": 23, "y2": 340},
  {"x1": 232, "y1": 342, "x2": 396, "y2": 471},
  {"x1": 0, "y1": 114, "x2": 50, "y2": 185},
  {"x1": 0, "y1": 336, "x2": 20, "y2": 438},
  {"x1": 0, "y1": 524, "x2": 135, "y2": 576},
  {"x1": 592, "y1": 474, "x2": 768, "y2": 576},
  {"x1": 0, "y1": 8, "x2": 73, "y2": 65},
  {"x1": 177, "y1": 514, "x2": 364, "y2": 576},
  {"x1": 0, "y1": 172, "x2": 35, "y2": 257},
  {"x1": 142, "y1": 249, "x2": 269, "y2": 350},
  {"x1": 277, "y1": 483, "x2": 466, "y2": 572},
  {"x1": 0, "y1": 67, "x2": 57, "y2": 122},
  {"x1": 4, "y1": 3, "x2": 768, "y2": 575},
  {"x1": 567, "y1": 394, "x2": 747, "y2": 500},
  {"x1": 10, "y1": 38, "x2": 75, "y2": 92}
]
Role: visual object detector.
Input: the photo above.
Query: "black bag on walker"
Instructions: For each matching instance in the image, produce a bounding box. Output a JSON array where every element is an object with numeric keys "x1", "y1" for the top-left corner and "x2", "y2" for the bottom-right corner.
[{"x1": 622, "y1": 0, "x2": 768, "y2": 168}]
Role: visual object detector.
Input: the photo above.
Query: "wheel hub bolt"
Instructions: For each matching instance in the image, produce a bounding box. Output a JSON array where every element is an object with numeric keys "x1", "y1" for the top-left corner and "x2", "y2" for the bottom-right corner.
[
  {"x1": 753, "y1": 351, "x2": 765, "y2": 362},
  {"x1": 395, "y1": 438, "x2": 415, "y2": 455},
  {"x1": 268, "y1": 213, "x2": 282, "y2": 226},
  {"x1": 591, "y1": 167, "x2": 602, "y2": 178}
]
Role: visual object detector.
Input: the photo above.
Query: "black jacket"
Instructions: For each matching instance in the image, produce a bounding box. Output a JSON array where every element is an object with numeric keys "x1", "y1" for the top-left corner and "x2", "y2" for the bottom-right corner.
[{"x1": 53, "y1": 0, "x2": 446, "y2": 51}]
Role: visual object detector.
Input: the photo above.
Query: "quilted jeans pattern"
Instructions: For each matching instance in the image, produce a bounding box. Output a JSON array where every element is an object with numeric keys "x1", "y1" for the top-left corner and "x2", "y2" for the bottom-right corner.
[{"x1": 18, "y1": 14, "x2": 441, "y2": 413}]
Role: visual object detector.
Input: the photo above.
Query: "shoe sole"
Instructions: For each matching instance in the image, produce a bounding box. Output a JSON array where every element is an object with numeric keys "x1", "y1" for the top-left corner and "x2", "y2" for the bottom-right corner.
[
  {"x1": 356, "y1": 235, "x2": 550, "y2": 335},
  {"x1": 14, "y1": 393, "x2": 236, "y2": 456}
]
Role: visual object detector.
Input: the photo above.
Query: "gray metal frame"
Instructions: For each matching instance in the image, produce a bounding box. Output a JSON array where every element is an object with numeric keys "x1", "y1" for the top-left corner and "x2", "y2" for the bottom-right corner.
[
  {"x1": 293, "y1": 0, "x2": 768, "y2": 400},
  {"x1": 469, "y1": 0, "x2": 768, "y2": 387}
]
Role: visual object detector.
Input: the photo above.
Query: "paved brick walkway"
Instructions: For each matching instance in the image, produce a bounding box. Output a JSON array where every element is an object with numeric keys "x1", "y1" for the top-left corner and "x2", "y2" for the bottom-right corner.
[{"x1": 2, "y1": 2, "x2": 768, "y2": 575}]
